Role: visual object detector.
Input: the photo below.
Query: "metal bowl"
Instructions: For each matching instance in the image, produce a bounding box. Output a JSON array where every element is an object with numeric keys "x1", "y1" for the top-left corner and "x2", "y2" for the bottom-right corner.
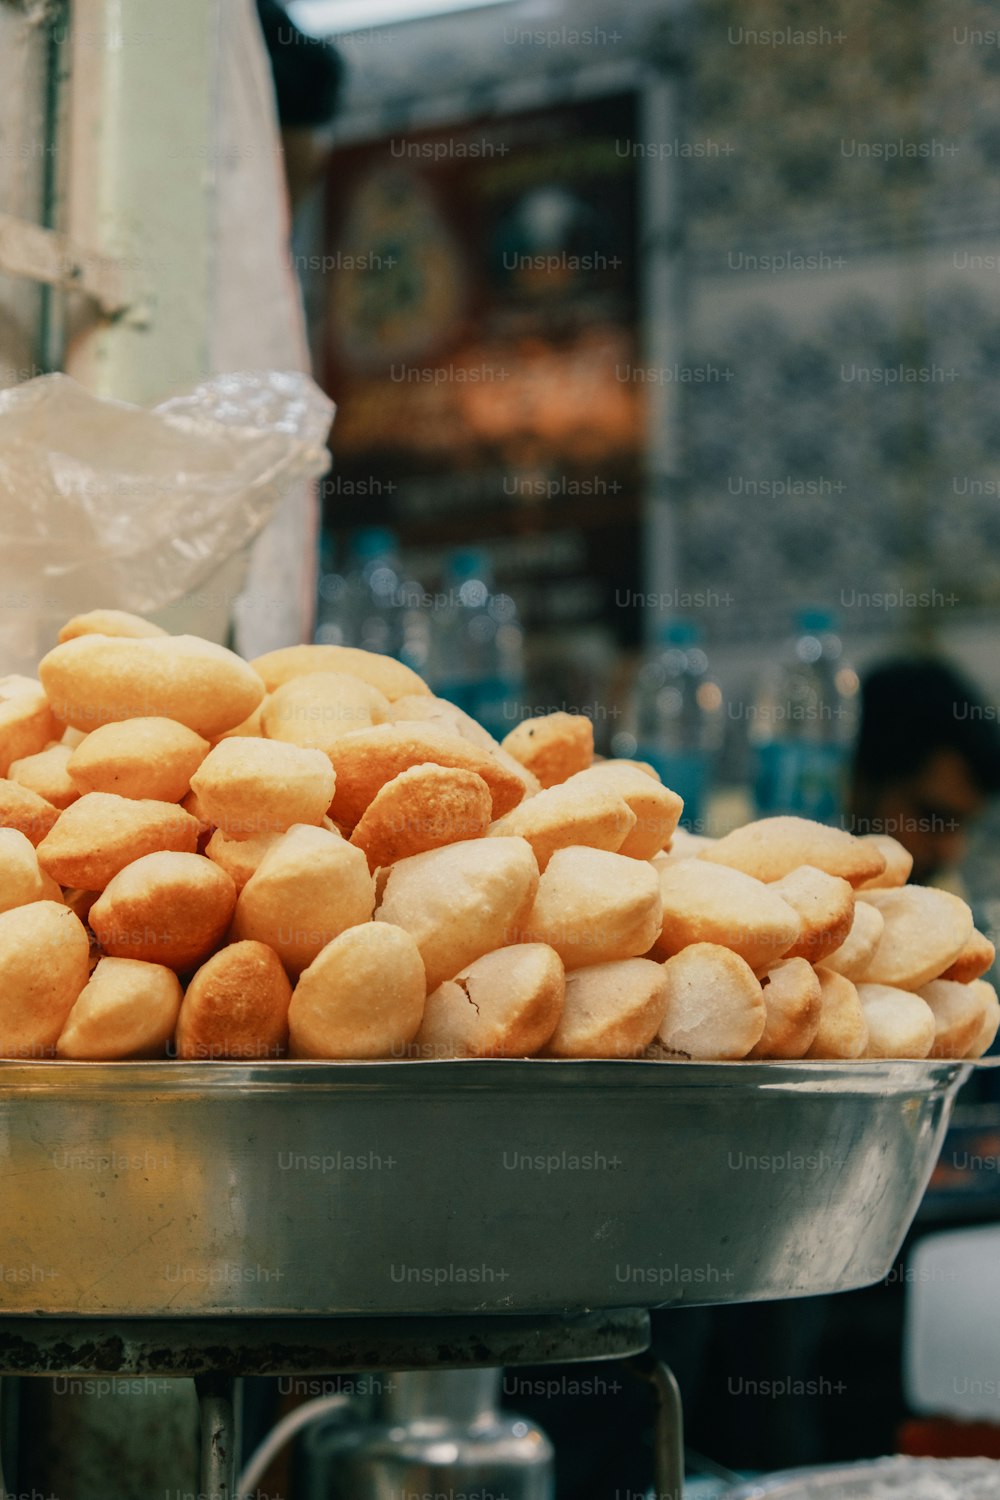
[
  {"x1": 0, "y1": 1057, "x2": 970, "y2": 1318},
  {"x1": 728, "y1": 1455, "x2": 1000, "y2": 1497}
]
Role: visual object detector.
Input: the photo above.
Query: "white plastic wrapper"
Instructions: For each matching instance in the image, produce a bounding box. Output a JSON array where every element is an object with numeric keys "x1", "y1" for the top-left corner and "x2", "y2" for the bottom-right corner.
[{"x1": 0, "y1": 370, "x2": 334, "y2": 674}]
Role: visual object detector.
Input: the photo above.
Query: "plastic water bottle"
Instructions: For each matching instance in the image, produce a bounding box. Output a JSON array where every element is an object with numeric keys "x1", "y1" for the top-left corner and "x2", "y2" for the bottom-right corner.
[
  {"x1": 750, "y1": 607, "x2": 858, "y2": 824},
  {"x1": 426, "y1": 549, "x2": 524, "y2": 737},
  {"x1": 315, "y1": 527, "x2": 429, "y2": 671},
  {"x1": 616, "y1": 620, "x2": 722, "y2": 831}
]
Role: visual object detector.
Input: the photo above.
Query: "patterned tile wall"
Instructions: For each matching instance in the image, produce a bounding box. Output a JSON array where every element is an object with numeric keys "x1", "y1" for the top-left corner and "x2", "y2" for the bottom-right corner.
[{"x1": 682, "y1": 0, "x2": 1000, "y2": 642}]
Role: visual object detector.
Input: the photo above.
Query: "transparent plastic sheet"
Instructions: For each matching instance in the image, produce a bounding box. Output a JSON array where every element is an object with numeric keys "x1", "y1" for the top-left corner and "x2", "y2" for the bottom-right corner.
[{"x1": 0, "y1": 371, "x2": 334, "y2": 674}]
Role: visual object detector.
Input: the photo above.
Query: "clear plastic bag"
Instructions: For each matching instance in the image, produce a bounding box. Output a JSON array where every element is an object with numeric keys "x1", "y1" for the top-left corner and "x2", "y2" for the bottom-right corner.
[{"x1": 0, "y1": 370, "x2": 334, "y2": 674}]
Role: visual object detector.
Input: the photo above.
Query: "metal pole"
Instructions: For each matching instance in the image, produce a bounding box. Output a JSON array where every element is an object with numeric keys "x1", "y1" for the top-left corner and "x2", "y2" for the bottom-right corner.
[
  {"x1": 196, "y1": 1374, "x2": 240, "y2": 1500},
  {"x1": 63, "y1": 0, "x2": 222, "y2": 402},
  {"x1": 639, "y1": 38, "x2": 689, "y2": 650},
  {"x1": 0, "y1": 1378, "x2": 11, "y2": 1500},
  {"x1": 627, "y1": 1350, "x2": 685, "y2": 1500}
]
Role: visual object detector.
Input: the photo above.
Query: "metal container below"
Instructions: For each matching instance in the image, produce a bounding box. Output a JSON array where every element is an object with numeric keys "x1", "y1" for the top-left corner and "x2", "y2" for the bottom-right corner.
[
  {"x1": 729, "y1": 1455, "x2": 1000, "y2": 1497},
  {"x1": 0, "y1": 1058, "x2": 971, "y2": 1318}
]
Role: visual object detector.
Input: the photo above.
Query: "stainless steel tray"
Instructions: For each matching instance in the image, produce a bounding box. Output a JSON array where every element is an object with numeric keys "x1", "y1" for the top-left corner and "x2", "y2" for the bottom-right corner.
[
  {"x1": 729, "y1": 1455, "x2": 1000, "y2": 1497},
  {"x1": 0, "y1": 1059, "x2": 971, "y2": 1318}
]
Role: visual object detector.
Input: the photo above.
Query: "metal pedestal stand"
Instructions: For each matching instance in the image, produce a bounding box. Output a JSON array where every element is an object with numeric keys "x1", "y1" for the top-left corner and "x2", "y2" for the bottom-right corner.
[{"x1": 0, "y1": 1310, "x2": 684, "y2": 1499}]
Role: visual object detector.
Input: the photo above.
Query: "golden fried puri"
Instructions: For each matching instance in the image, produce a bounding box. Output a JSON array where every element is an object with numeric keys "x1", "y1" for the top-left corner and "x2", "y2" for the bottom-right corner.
[
  {"x1": 57, "y1": 956, "x2": 182, "y2": 1059},
  {"x1": 416, "y1": 944, "x2": 565, "y2": 1058},
  {"x1": 190, "y1": 737, "x2": 335, "y2": 838},
  {"x1": 289, "y1": 924, "x2": 425, "y2": 1059},
  {"x1": 176, "y1": 941, "x2": 292, "y2": 1059},
  {"x1": 231, "y1": 824, "x2": 375, "y2": 976},
  {"x1": 500, "y1": 712, "x2": 594, "y2": 789},
  {"x1": 376, "y1": 836, "x2": 539, "y2": 992},
  {"x1": 543, "y1": 957, "x2": 667, "y2": 1059},
  {"x1": 36, "y1": 792, "x2": 199, "y2": 889},
  {"x1": 0, "y1": 676, "x2": 58, "y2": 776},
  {"x1": 519, "y1": 846, "x2": 662, "y2": 970},
  {"x1": 0, "y1": 901, "x2": 90, "y2": 1058},
  {"x1": 350, "y1": 764, "x2": 493, "y2": 871},
  {"x1": 89, "y1": 851, "x2": 237, "y2": 971},
  {"x1": 68, "y1": 718, "x2": 209, "y2": 802},
  {"x1": 39, "y1": 634, "x2": 265, "y2": 738},
  {"x1": 700, "y1": 816, "x2": 886, "y2": 887}
]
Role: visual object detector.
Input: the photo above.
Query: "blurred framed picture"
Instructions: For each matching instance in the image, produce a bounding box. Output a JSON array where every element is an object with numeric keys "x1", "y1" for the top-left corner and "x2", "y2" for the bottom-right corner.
[{"x1": 319, "y1": 87, "x2": 645, "y2": 646}]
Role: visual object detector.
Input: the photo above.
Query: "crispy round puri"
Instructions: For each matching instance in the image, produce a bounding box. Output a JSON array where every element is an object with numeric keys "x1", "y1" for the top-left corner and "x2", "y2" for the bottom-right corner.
[
  {"x1": 57, "y1": 956, "x2": 182, "y2": 1060},
  {"x1": 262, "y1": 672, "x2": 390, "y2": 755},
  {"x1": 36, "y1": 792, "x2": 199, "y2": 889},
  {"x1": 655, "y1": 829, "x2": 717, "y2": 869},
  {"x1": 855, "y1": 834, "x2": 914, "y2": 890},
  {"x1": 176, "y1": 941, "x2": 292, "y2": 1060},
  {"x1": 36, "y1": 786, "x2": 199, "y2": 888},
  {"x1": 657, "y1": 943, "x2": 766, "y2": 1060},
  {"x1": 350, "y1": 764, "x2": 492, "y2": 871},
  {"x1": 858, "y1": 886, "x2": 974, "y2": 990},
  {"x1": 700, "y1": 816, "x2": 886, "y2": 887},
  {"x1": 387, "y1": 694, "x2": 499, "y2": 749},
  {"x1": 968, "y1": 980, "x2": 1000, "y2": 1058},
  {"x1": 387, "y1": 696, "x2": 544, "y2": 801},
  {"x1": 501, "y1": 712, "x2": 594, "y2": 789},
  {"x1": 8, "y1": 743, "x2": 79, "y2": 809},
  {"x1": 857, "y1": 982, "x2": 935, "y2": 1059},
  {"x1": 748, "y1": 957, "x2": 823, "y2": 1059},
  {"x1": 0, "y1": 778, "x2": 60, "y2": 846},
  {"x1": 289, "y1": 923, "x2": 425, "y2": 1059},
  {"x1": 653, "y1": 860, "x2": 800, "y2": 973},
  {"x1": 919, "y1": 977, "x2": 998, "y2": 1061},
  {"x1": 205, "y1": 826, "x2": 287, "y2": 892},
  {"x1": 0, "y1": 828, "x2": 46, "y2": 915},
  {"x1": 805, "y1": 967, "x2": 868, "y2": 1059},
  {"x1": 611, "y1": 759, "x2": 660, "y2": 780},
  {"x1": 89, "y1": 852, "x2": 237, "y2": 971},
  {"x1": 181, "y1": 788, "x2": 214, "y2": 841},
  {"x1": 328, "y1": 723, "x2": 526, "y2": 828},
  {"x1": 489, "y1": 780, "x2": 635, "y2": 870},
  {"x1": 67, "y1": 717, "x2": 209, "y2": 802},
  {"x1": 820, "y1": 899, "x2": 885, "y2": 981},
  {"x1": 543, "y1": 957, "x2": 666, "y2": 1059},
  {"x1": 39, "y1": 634, "x2": 265, "y2": 738},
  {"x1": 212, "y1": 702, "x2": 266, "y2": 743},
  {"x1": 519, "y1": 846, "x2": 663, "y2": 970},
  {"x1": 0, "y1": 901, "x2": 90, "y2": 1058},
  {"x1": 231, "y1": 824, "x2": 375, "y2": 976},
  {"x1": 562, "y1": 763, "x2": 683, "y2": 859},
  {"x1": 770, "y1": 865, "x2": 855, "y2": 963},
  {"x1": 57, "y1": 609, "x2": 167, "y2": 642},
  {"x1": 939, "y1": 929, "x2": 996, "y2": 985},
  {"x1": 190, "y1": 737, "x2": 335, "y2": 839},
  {"x1": 0, "y1": 676, "x2": 58, "y2": 777},
  {"x1": 251, "y1": 643, "x2": 430, "y2": 702},
  {"x1": 376, "y1": 836, "x2": 539, "y2": 993},
  {"x1": 416, "y1": 944, "x2": 565, "y2": 1059}
]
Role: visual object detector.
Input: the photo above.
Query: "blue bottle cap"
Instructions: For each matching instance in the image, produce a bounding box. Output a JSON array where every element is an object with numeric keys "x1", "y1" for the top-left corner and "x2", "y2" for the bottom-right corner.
[
  {"x1": 447, "y1": 549, "x2": 492, "y2": 585},
  {"x1": 352, "y1": 526, "x2": 398, "y2": 563},
  {"x1": 795, "y1": 607, "x2": 837, "y2": 635},
  {"x1": 657, "y1": 619, "x2": 700, "y2": 646}
]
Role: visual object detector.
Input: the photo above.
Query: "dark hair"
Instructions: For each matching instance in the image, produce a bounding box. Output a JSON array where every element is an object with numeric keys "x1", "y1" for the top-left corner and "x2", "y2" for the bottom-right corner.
[
  {"x1": 256, "y1": 0, "x2": 345, "y2": 130},
  {"x1": 854, "y1": 658, "x2": 1000, "y2": 794}
]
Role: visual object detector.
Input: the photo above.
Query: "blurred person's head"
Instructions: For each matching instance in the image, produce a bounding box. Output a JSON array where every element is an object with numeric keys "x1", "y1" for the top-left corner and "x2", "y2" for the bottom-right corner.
[{"x1": 850, "y1": 658, "x2": 1000, "y2": 883}]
